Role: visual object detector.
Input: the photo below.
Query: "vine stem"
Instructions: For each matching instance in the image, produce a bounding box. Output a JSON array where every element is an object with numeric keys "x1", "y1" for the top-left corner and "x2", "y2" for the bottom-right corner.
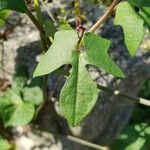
[
  {"x1": 98, "y1": 84, "x2": 150, "y2": 106},
  {"x1": 36, "y1": 130, "x2": 109, "y2": 150},
  {"x1": 31, "y1": 0, "x2": 50, "y2": 114},
  {"x1": 89, "y1": 0, "x2": 120, "y2": 32}
]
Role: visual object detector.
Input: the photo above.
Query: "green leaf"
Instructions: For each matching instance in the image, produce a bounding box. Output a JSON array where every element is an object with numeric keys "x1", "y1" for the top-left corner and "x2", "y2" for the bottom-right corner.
[
  {"x1": 34, "y1": 30, "x2": 125, "y2": 126},
  {"x1": 84, "y1": 32, "x2": 125, "y2": 78},
  {"x1": 43, "y1": 19, "x2": 57, "y2": 38},
  {"x1": 112, "y1": 123, "x2": 150, "y2": 150},
  {"x1": 0, "y1": 89, "x2": 22, "y2": 104},
  {"x1": 2, "y1": 102, "x2": 35, "y2": 127},
  {"x1": 60, "y1": 52, "x2": 98, "y2": 126},
  {"x1": 127, "y1": 0, "x2": 150, "y2": 8},
  {"x1": 139, "y1": 7, "x2": 150, "y2": 30},
  {"x1": 23, "y1": 86, "x2": 42, "y2": 105},
  {"x1": 33, "y1": 30, "x2": 78, "y2": 77},
  {"x1": 59, "y1": 21, "x2": 73, "y2": 30},
  {"x1": 0, "y1": 138, "x2": 12, "y2": 150},
  {"x1": 0, "y1": 10, "x2": 9, "y2": 26},
  {"x1": 0, "y1": 0, "x2": 27, "y2": 13},
  {"x1": 115, "y1": 2, "x2": 144, "y2": 57}
]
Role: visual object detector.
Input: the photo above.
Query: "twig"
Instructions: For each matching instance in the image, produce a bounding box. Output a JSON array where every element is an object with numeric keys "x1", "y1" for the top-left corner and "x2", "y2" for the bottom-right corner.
[
  {"x1": 89, "y1": 0, "x2": 120, "y2": 32},
  {"x1": 33, "y1": 0, "x2": 50, "y2": 115},
  {"x1": 26, "y1": 9, "x2": 51, "y2": 47},
  {"x1": 97, "y1": 84, "x2": 150, "y2": 106},
  {"x1": 67, "y1": 135, "x2": 108, "y2": 150},
  {"x1": 35, "y1": 129, "x2": 109, "y2": 150}
]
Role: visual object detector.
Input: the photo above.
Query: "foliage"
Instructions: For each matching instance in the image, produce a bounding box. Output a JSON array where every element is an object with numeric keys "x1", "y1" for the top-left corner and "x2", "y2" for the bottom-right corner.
[
  {"x1": 34, "y1": 31, "x2": 124, "y2": 126},
  {"x1": 115, "y1": 2, "x2": 144, "y2": 56},
  {"x1": 112, "y1": 123, "x2": 150, "y2": 150},
  {"x1": 0, "y1": 0, "x2": 149, "y2": 149},
  {"x1": 0, "y1": 68, "x2": 42, "y2": 127}
]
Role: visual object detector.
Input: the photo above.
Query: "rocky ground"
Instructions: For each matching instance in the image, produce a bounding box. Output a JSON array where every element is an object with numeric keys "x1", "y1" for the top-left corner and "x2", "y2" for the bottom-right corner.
[{"x1": 0, "y1": 0, "x2": 150, "y2": 150}]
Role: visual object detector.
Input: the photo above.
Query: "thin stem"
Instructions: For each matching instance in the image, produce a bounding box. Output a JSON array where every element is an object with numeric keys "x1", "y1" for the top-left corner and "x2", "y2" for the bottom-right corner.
[
  {"x1": 35, "y1": 130, "x2": 109, "y2": 150},
  {"x1": 67, "y1": 135, "x2": 108, "y2": 150},
  {"x1": 26, "y1": 9, "x2": 45, "y2": 40},
  {"x1": 89, "y1": 0, "x2": 120, "y2": 32},
  {"x1": 97, "y1": 84, "x2": 150, "y2": 107},
  {"x1": 34, "y1": 0, "x2": 48, "y2": 51},
  {"x1": 32, "y1": 0, "x2": 50, "y2": 114}
]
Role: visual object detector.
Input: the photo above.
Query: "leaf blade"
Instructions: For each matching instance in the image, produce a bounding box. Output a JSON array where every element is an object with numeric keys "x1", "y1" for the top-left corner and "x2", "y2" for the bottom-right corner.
[
  {"x1": 60, "y1": 52, "x2": 98, "y2": 126},
  {"x1": 33, "y1": 30, "x2": 78, "y2": 77},
  {"x1": 115, "y1": 2, "x2": 144, "y2": 56},
  {"x1": 84, "y1": 32, "x2": 125, "y2": 78}
]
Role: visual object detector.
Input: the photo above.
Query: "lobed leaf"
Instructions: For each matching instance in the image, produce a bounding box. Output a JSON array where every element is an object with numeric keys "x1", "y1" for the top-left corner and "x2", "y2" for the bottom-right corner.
[
  {"x1": 84, "y1": 32, "x2": 125, "y2": 78},
  {"x1": 0, "y1": 0, "x2": 27, "y2": 13},
  {"x1": 33, "y1": 30, "x2": 78, "y2": 77},
  {"x1": 33, "y1": 30, "x2": 125, "y2": 126},
  {"x1": 115, "y1": 2, "x2": 144, "y2": 57},
  {"x1": 60, "y1": 52, "x2": 98, "y2": 126}
]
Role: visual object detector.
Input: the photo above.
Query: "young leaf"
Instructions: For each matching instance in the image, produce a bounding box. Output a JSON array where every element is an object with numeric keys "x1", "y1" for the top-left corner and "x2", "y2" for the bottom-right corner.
[
  {"x1": 1, "y1": 102, "x2": 35, "y2": 127},
  {"x1": 60, "y1": 52, "x2": 98, "y2": 126},
  {"x1": 33, "y1": 30, "x2": 78, "y2": 77},
  {"x1": 84, "y1": 32, "x2": 125, "y2": 78},
  {"x1": 0, "y1": 0, "x2": 27, "y2": 13},
  {"x1": 127, "y1": 0, "x2": 150, "y2": 8},
  {"x1": 115, "y1": 2, "x2": 144, "y2": 57}
]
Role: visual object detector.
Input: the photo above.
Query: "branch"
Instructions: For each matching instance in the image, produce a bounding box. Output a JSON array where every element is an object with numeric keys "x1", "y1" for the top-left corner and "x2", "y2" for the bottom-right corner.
[
  {"x1": 67, "y1": 135, "x2": 108, "y2": 150},
  {"x1": 89, "y1": 0, "x2": 120, "y2": 32},
  {"x1": 97, "y1": 84, "x2": 150, "y2": 107},
  {"x1": 35, "y1": 130, "x2": 109, "y2": 150}
]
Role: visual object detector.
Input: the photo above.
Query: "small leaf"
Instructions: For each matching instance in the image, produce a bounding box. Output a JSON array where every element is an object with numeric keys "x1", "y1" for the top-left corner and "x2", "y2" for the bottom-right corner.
[
  {"x1": 0, "y1": 138, "x2": 12, "y2": 150},
  {"x1": 0, "y1": 0, "x2": 27, "y2": 13},
  {"x1": 127, "y1": 0, "x2": 150, "y2": 8},
  {"x1": 84, "y1": 32, "x2": 125, "y2": 78},
  {"x1": 33, "y1": 30, "x2": 78, "y2": 77},
  {"x1": 43, "y1": 19, "x2": 57, "y2": 38},
  {"x1": 115, "y1": 2, "x2": 144, "y2": 56},
  {"x1": 60, "y1": 52, "x2": 98, "y2": 126},
  {"x1": 2, "y1": 102, "x2": 35, "y2": 127}
]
